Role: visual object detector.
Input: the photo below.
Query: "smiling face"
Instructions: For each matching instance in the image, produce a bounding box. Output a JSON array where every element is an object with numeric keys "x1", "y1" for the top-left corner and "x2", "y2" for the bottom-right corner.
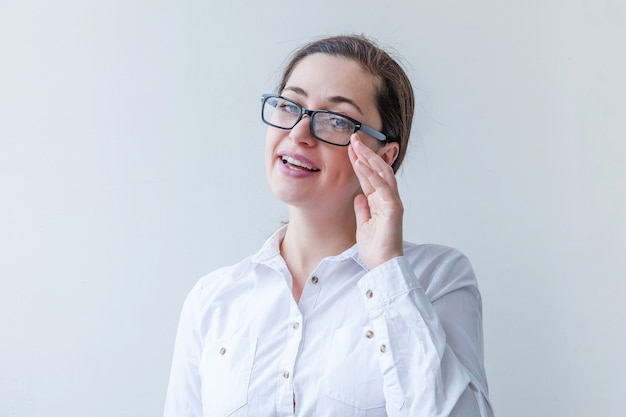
[{"x1": 265, "y1": 53, "x2": 384, "y2": 215}]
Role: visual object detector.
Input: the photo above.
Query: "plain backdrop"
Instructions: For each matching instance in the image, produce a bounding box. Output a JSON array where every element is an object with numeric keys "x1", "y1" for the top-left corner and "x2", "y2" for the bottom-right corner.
[{"x1": 1, "y1": 1, "x2": 624, "y2": 416}]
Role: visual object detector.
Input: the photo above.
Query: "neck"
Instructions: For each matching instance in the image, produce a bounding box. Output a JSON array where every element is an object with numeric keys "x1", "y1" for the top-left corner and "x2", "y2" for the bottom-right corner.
[{"x1": 281, "y1": 204, "x2": 357, "y2": 301}]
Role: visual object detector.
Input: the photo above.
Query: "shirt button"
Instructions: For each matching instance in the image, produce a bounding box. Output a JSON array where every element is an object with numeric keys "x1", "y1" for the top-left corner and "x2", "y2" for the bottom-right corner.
[
  {"x1": 283, "y1": 371, "x2": 290, "y2": 379},
  {"x1": 366, "y1": 330, "x2": 374, "y2": 338},
  {"x1": 219, "y1": 347, "x2": 226, "y2": 355},
  {"x1": 380, "y1": 344, "x2": 387, "y2": 353},
  {"x1": 366, "y1": 290, "x2": 373, "y2": 298},
  {"x1": 293, "y1": 322, "x2": 300, "y2": 330},
  {"x1": 311, "y1": 276, "x2": 319, "y2": 284}
]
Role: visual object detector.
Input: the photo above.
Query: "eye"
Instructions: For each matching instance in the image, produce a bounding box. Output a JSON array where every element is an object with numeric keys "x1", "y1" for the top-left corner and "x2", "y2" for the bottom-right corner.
[
  {"x1": 277, "y1": 101, "x2": 301, "y2": 115},
  {"x1": 329, "y1": 115, "x2": 353, "y2": 132}
]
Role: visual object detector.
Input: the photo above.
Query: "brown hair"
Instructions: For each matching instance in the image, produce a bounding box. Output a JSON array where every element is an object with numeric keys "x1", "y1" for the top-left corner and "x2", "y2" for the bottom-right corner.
[{"x1": 278, "y1": 34, "x2": 415, "y2": 172}]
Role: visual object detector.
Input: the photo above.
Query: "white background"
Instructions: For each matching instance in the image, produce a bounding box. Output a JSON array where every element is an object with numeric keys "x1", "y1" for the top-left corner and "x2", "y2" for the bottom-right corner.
[{"x1": 1, "y1": 1, "x2": 625, "y2": 416}]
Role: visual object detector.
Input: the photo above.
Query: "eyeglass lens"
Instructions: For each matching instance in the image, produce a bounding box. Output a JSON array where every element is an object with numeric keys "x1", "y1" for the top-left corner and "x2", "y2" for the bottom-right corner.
[{"x1": 263, "y1": 96, "x2": 355, "y2": 145}]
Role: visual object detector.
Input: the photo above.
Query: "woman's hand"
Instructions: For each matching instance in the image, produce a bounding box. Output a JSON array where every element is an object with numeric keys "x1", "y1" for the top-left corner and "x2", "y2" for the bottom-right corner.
[{"x1": 348, "y1": 134, "x2": 404, "y2": 270}]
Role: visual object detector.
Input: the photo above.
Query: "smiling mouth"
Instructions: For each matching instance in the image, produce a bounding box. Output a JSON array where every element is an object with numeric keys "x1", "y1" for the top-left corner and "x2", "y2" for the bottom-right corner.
[{"x1": 281, "y1": 155, "x2": 320, "y2": 172}]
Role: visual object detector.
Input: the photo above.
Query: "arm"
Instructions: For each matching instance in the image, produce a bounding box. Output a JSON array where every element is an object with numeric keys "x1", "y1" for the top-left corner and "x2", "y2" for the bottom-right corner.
[
  {"x1": 163, "y1": 282, "x2": 204, "y2": 417},
  {"x1": 358, "y1": 250, "x2": 493, "y2": 416},
  {"x1": 349, "y1": 135, "x2": 493, "y2": 416}
]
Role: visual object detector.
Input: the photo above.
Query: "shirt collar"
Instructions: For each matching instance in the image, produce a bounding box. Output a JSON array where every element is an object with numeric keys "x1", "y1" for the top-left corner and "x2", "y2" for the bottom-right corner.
[
  {"x1": 250, "y1": 225, "x2": 368, "y2": 270},
  {"x1": 250, "y1": 226, "x2": 287, "y2": 263}
]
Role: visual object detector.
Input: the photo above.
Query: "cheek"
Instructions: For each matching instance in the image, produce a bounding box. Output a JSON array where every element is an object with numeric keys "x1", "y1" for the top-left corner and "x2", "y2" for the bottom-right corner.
[{"x1": 330, "y1": 150, "x2": 359, "y2": 184}]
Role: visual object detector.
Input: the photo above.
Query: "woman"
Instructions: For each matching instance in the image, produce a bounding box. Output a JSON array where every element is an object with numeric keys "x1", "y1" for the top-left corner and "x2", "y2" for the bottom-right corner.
[{"x1": 164, "y1": 35, "x2": 493, "y2": 417}]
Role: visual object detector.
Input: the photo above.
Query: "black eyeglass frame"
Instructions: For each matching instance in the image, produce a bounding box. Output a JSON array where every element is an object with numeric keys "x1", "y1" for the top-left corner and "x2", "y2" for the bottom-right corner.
[{"x1": 261, "y1": 94, "x2": 387, "y2": 146}]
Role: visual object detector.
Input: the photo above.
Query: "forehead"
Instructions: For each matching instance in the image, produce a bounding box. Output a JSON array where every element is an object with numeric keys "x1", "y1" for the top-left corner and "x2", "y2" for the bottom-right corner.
[{"x1": 284, "y1": 54, "x2": 379, "y2": 114}]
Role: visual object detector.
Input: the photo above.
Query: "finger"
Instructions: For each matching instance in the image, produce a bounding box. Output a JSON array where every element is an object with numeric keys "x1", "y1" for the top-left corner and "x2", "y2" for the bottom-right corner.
[
  {"x1": 351, "y1": 135, "x2": 398, "y2": 189},
  {"x1": 353, "y1": 158, "x2": 378, "y2": 196},
  {"x1": 353, "y1": 159, "x2": 399, "y2": 202},
  {"x1": 351, "y1": 150, "x2": 385, "y2": 197},
  {"x1": 351, "y1": 143, "x2": 401, "y2": 203},
  {"x1": 349, "y1": 139, "x2": 376, "y2": 196}
]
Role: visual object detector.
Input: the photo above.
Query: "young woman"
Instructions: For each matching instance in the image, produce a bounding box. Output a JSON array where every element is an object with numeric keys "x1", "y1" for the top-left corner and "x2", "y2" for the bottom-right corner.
[{"x1": 164, "y1": 35, "x2": 493, "y2": 417}]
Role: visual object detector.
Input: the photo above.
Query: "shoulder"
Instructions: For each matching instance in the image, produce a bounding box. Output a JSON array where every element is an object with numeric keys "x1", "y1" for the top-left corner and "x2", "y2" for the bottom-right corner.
[
  {"x1": 183, "y1": 255, "x2": 258, "y2": 307},
  {"x1": 198, "y1": 254, "x2": 257, "y2": 290},
  {"x1": 401, "y1": 242, "x2": 473, "y2": 270},
  {"x1": 401, "y1": 242, "x2": 479, "y2": 301},
  {"x1": 183, "y1": 228, "x2": 284, "y2": 311}
]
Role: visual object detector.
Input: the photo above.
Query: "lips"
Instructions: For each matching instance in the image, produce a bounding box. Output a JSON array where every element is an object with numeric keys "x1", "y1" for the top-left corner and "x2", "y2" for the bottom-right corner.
[{"x1": 279, "y1": 152, "x2": 320, "y2": 172}]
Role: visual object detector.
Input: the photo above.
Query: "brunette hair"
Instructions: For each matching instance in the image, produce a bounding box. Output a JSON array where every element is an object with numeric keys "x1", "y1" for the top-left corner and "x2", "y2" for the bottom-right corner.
[{"x1": 278, "y1": 34, "x2": 415, "y2": 172}]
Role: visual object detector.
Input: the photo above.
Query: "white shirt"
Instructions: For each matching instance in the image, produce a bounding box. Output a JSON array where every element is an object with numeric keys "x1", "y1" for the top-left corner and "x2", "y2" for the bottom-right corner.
[{"x1": 164, "y1": 227, "x2": 494, "y2": 417}]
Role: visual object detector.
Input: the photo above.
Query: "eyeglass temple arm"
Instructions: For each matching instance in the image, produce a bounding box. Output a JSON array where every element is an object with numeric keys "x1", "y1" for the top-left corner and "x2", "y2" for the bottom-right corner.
[{"x1": 358, "y1": 124, "x2": 387, "y2": 142}]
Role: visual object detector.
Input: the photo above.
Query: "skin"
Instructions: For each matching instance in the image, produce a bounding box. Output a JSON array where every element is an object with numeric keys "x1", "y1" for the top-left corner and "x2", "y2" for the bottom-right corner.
[{"x1": 264, "y1": 53, "x2": 404, "y2": 302}]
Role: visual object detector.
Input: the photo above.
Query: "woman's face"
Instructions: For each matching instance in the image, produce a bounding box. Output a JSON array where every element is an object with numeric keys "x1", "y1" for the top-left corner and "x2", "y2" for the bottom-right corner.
[{"x1": 265, "y1": 53, "x2": 384, "y2": 215}]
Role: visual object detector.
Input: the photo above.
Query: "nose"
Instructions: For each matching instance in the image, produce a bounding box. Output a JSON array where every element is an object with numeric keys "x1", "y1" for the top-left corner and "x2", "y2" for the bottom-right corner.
[{"x1": 288, "y1": 115, "x2": 317, "y2": 147}]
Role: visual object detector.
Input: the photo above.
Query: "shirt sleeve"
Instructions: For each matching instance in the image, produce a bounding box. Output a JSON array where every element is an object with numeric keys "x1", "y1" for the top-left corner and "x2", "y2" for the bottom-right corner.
[
  {"x1": 357, "y1": 248, "x2": 494, "y2": 417},
  {"x1": 163, "y1": 280, "x2": 204, "y2": 417}
]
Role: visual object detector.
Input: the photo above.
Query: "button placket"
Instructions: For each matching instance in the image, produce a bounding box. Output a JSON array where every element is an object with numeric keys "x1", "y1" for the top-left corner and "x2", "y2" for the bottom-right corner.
[{"x1": 279, "y1": 304, "x2": 302, "y2": 393}]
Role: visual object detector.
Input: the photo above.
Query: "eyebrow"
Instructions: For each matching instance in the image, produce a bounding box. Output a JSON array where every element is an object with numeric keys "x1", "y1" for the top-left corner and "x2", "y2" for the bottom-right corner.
[{"x1": 282, "y1": 86, "x2": 364, "y2": 115}]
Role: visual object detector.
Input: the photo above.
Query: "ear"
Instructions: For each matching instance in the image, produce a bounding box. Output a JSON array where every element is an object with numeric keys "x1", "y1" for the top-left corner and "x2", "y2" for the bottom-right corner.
[{"x1": 378, "y1": 142, "x2": 400, "y2": 168}]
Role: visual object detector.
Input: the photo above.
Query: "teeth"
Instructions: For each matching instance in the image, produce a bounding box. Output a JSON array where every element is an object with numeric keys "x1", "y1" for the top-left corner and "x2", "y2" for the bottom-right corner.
[{"x1": 282, "y1": 155, "x2": 317, "y2": 171}]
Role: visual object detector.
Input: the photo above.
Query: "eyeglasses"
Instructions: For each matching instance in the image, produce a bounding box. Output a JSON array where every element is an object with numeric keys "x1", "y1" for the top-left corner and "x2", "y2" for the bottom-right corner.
[{"x1": 261, "y1": 94, "x2": 386, "y2": 146}]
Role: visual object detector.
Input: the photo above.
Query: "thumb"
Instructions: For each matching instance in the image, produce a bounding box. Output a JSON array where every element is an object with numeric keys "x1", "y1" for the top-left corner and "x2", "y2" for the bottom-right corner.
[{"x1": 353, "y1": 194, "x2": 370, "y2": 227}]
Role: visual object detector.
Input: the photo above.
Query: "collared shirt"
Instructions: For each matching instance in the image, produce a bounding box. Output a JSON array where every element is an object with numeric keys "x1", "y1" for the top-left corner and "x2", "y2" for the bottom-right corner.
[{"x1": 164, "y1": 227, "x2": 493, "y2": 417}]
